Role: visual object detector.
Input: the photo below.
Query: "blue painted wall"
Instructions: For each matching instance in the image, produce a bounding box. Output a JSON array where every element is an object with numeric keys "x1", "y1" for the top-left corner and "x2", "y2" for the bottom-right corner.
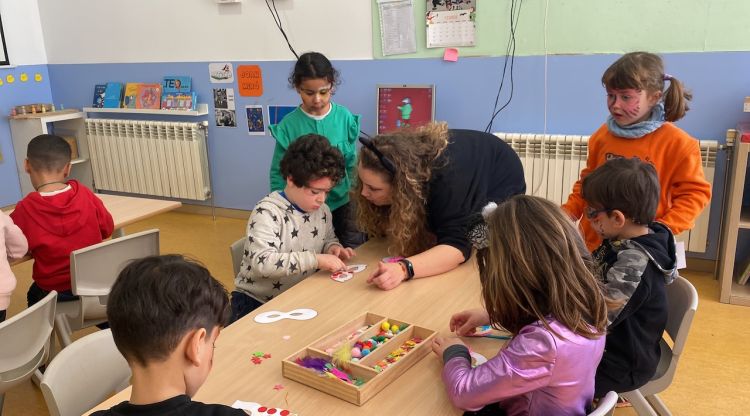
[
  {"x1": 1, "y1": 52, "x2": 748, "y2": 259},
  {"x1": 0, "y1": 65, "x2": 53, "y2": 207}
]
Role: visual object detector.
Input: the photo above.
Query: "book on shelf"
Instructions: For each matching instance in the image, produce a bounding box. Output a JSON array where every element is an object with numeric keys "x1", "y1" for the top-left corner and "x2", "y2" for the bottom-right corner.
[
  {"x1": 92, "y1": 84, "x2": 106, "y2": 108},
  {"x1": 136, "y1": 84, "x2": 162, "y2": 109},
  {"x1": 103, "y1": 82, "x2": 123, "y2": 108},
  {"x1": 122, "y1": 83, "x2": 140, "y2": 108},
  {"x1": 737, "y1": 256, "x2": 750, "y2": 285},
  {"x1": 161, "y1": 91, "x2": 197, "y2": 111},
  {"x1": 162, "y1": 76, "x2": 191, "y2": 93}
]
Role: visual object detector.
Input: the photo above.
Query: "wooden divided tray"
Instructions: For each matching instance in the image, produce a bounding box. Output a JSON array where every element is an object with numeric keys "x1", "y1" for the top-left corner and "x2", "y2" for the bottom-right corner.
[{"x1": 282, "y1": 312, "x2": 436, "y2": 406}]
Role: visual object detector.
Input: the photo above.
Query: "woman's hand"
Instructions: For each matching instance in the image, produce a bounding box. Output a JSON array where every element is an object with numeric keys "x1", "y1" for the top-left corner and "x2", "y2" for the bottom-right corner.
[
  {"x1": 432, "y1": 335, "x2": 466, "y2": 361},
  {"x1": 367, "y1": 261, "x2": 407, "y2": 290},
  {"x1": 316, "y1": 254, "x2": 346, "y2": 272},
  {"x1": 327, "y1": 244, "x2": 355, "y2": 261},
  {"x1": 449, "y1": 309, "x2": 490, "y2": 336}
]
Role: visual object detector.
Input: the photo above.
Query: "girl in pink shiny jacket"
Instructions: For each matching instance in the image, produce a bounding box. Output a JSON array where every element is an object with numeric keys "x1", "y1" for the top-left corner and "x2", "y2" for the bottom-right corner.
[{"x1": 432, "y1": 196, "x2": 608, "y2": 415}]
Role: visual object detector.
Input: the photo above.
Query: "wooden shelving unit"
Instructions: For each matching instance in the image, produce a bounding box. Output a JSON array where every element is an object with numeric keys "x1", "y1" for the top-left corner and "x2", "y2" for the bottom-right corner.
[
  {"x1": 9, "y1": 111, "x2": 93, "y2": 196},
  {"x1": 718, "y1": 140, "x2": 750, "y2": 305}
]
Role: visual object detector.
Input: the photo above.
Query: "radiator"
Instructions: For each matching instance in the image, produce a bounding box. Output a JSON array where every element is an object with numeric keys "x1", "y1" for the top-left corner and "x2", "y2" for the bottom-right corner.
[
  {"x1": 85, "y1": 119, "x2": 211, "y2": 201},
  {"x1": 494, "y1": 132, "x2": 719, "y2": 254}
]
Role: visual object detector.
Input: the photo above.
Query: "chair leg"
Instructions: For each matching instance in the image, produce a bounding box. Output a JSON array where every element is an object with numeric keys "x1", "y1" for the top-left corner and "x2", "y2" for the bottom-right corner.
[
  {"x1": 645, "y1": 394, "x2": 671, "y2": 416},
  {"x1": 620, "y1": 390, "x2": 658, "y2": 416},
  {"x1": 0, "y1": 392, "x2": 5, "y2": 416},
  {"x1": 54, "y1": 314, "x2": 73, "y2": 347}
]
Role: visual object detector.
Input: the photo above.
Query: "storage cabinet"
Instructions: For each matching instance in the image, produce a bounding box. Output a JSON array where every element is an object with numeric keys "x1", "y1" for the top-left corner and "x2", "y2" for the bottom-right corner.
[
  {"x1": 9, "y1": 110, "x2": 93, "y2": 196},
  {"x1": 718, "y1": 140, "x2": 750, "y2": 305}
]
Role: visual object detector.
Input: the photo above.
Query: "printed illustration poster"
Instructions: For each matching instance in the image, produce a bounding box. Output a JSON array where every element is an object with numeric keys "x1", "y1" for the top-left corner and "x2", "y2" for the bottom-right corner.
[
  {"x1": 246, "y1": 105, "x2": 266, "y2": 135},
  {"x1": 214, "y1": 88, "x2": 237, "y2": 127},
  {"x1": 237, "y1": 65, "x2": 263, "y2": 97},
  {"x1": 208, "y1": 62, "x2": 234, "y2": 83}
]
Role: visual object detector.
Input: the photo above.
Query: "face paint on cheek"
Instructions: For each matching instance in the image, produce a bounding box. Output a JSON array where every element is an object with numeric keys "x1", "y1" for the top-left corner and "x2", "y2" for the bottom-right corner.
[{"x1": 623, "y1": 105, "x2": 641, "y2": 117}]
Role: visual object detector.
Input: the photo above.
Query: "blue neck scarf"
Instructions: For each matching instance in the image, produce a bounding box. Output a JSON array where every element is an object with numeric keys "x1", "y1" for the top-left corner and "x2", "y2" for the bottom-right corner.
[{"x1": 607, "y1": 102, "x2": 665, "y2": 139}]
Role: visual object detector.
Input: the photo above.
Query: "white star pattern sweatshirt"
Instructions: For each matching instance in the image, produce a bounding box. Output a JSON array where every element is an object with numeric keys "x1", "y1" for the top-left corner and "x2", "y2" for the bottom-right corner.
[{"x1": 234, "y1": 191, "x2": 340, "y2": 303}]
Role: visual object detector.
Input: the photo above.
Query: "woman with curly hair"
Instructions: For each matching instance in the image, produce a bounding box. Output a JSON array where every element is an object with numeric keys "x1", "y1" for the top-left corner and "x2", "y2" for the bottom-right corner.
[{"x1": 356, "y1": 122, "x2": 525, "y2": 290}]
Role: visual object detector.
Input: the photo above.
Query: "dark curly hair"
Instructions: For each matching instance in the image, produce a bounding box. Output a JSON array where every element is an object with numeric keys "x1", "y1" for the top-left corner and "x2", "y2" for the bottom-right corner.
[
  {"x1": 288, "y1": 52, "x2": 340, "y2": 89},
  {"x1": 280, "y1": 134, "x2": 345, "y2": 187},
  {"x1": 27, "y1": 134, "x2": 72, "y2": 172}
]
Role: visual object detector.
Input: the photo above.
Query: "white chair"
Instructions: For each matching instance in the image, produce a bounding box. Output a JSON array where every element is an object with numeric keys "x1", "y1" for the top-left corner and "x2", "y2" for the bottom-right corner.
[
  {"x1": 41, "y1": 328, "x2": 130, "y2": 416},
  {"x1": 589, "y1": 391, "x2": 618, "y2": 416},
  {"x1": 620, "y1": 275, "x2": 699, "y2": 416},
  {"x1": 230, "y1": 237, "x2": 245, "y2": 277},
  {"x1": 55, "y1": 229, "x2": 160, "y2": 347},
  {"x1": 0, "y1": 291, "x2": 57, "y2": 415}
]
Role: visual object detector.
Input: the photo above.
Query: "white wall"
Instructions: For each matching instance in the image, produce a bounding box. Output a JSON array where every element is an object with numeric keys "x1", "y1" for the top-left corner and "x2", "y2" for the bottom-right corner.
[
  {"x1": 36, "y1": 0, "x2": 372, "y2": 63},
  {"x1": 1, "y1": 0, "x2": 47, "y2": 65}
]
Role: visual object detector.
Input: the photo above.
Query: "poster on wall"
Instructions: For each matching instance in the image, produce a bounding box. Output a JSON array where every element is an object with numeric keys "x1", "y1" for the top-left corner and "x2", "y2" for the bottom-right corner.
[
  {"x1": 245, "y1": 105, "x2": 266, "y2": 135},
  {"x1": 209, "y1": 62, "x2": 234, "y2": 83},
  {"x1": 213, "y1": 88, "x2": 237, "y2": 127},
  {"x1": 237, "y1": 65, "x2": 263, "y2": 97},
  {"x1": 0, "y1": 14, "x2": 9, "y2": 65}
]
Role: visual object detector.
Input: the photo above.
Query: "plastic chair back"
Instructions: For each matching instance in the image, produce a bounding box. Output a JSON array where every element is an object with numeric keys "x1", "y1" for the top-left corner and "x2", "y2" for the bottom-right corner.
[
  {"x1": 41, "y1": 329, "x2": 130, "y2": 416},
  {"x1": 0, "y1": 291, "x2": 57, "y2": 400}
]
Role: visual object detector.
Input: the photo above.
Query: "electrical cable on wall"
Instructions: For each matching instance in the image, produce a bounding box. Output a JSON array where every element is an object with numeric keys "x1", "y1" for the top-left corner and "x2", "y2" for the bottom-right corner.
[
  {"x1": 484, "y1": 0, "x2": 524, "y2": 133},
  {"x1": 265, "y1": 0, "x2": 298, "y2": 59}
]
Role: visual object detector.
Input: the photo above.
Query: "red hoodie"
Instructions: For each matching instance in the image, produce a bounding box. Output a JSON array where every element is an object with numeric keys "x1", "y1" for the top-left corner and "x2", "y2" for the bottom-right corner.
[{"x1": 10, "y1": 180, "x2": 114, "y2": 291}]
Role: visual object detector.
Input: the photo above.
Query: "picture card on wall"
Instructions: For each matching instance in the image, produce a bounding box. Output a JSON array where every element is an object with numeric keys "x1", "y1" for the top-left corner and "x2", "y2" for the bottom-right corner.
[
  {"x1": 213, "y1": 88, "x2": 235, "y2": 110},
  {"x1": 246, "y1": 105, "x2": 266, "y2": 135},
  {"x1": 268, "y1": 105, "x2": 297, "y2": 125},
  {"x1": 237, "y1": 65, "x2": 263, "y2": 97},
  {"x1": 209, "y1": 62, "x2": 234, "y2": 83}
]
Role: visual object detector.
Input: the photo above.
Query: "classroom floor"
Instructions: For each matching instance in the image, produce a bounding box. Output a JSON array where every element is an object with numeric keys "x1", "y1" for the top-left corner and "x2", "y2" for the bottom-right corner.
[{"x1": 4, "y1": 211, "x2": 749, "y2": 415}]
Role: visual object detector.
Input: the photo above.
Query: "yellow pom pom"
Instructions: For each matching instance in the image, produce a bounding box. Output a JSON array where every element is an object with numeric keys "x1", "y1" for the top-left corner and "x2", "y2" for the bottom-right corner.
[
  {"x1": 391, "y1": 324, "x2": 400, "y2": 334},
  {"x1": 381, "y1": 321, "x2": 390, "y2": 331}
]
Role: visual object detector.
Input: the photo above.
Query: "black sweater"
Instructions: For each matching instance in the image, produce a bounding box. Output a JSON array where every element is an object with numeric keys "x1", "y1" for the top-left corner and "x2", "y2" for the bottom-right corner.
[
  {"x1": 91, "y1": 395, "x2": 246, "y2": 416},
  {"x1": 594, "y1": 222, "x2": 677, "y2": 395},
  {"x1": 426, "y1": 129, "x2": 526, "y2": 260}
]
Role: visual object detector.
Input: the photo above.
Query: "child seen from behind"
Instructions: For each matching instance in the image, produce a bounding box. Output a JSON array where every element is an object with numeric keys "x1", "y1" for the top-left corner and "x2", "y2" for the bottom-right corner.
[
  {"x1": 582, "y1": 157, "x2": 677, "y2": 397},
  {"x1": 0, "y1": 211, "x2": 28, "y2": 322},
  {"x1": 10, "y1": 134, "x2": 113, "y2": 307},
  {"x1": 432, "y1": 195, "x2": 608, "y2": 415},
  {"x1": 91, "y1": 255, "x2": 245, "y2": 416}
]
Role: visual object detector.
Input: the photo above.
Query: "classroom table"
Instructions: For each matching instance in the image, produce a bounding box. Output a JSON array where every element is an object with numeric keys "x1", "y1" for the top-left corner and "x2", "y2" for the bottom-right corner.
[
  {"x1": 6, "y1": 193, "x2": 181, "y2": 265},
  {"x1": 86, "y1": 238, "x2": 506, "y2": 416}
]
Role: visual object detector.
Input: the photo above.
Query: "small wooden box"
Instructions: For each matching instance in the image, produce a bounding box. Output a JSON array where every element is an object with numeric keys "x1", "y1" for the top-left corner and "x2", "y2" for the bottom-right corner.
[
  {"x1": 62, "y1": 136, "x2": 79, "y2": 160},
  {"x1": 282, "y1": 312, "x2": 436, "y2": 406}
]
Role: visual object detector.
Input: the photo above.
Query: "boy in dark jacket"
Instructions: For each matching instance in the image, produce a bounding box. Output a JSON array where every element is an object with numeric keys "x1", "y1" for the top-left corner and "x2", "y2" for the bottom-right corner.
[{"x1": 582, "y1": 157, "x2": 678, "y2": 397}]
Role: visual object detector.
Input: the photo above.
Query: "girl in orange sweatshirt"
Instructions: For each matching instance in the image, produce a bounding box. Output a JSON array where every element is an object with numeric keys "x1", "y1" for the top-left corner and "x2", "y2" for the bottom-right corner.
[{"x1": 563, "y1": 52, "x2": 711, "y2": 251}]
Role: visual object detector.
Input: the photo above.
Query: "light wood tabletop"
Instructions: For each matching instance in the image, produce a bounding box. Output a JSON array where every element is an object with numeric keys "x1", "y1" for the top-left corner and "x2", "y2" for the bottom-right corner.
[
  {"x1": 6, "y1": 193, "x2": 181, "y2": 265},
  {"x1": 85, "y1": 238, "x2": 505, "y2": 415}
]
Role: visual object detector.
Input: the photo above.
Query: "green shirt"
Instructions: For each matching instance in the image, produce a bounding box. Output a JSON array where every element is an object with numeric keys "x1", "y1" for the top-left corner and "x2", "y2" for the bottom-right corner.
[{"x1": 269, "y1": 103, "x2": 360, "y2": 211}]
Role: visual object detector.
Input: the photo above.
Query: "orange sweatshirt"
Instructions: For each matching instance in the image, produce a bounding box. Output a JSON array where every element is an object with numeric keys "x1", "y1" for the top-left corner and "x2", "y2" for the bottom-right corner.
[{"x1": 562, "y1": 122, "x2": 712, "y2": 252}]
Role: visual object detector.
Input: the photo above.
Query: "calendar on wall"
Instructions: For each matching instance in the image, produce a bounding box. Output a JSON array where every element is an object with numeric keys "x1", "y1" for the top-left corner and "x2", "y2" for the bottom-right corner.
[{"x1": 426, "y1": 0, "x2": 476, "y2": 48}]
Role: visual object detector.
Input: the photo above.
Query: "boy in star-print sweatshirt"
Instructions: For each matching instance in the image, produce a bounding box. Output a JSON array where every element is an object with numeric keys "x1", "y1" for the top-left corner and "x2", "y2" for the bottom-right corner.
[{"x1": 230, "y1": 134, "x2": 356, "y2": 322}]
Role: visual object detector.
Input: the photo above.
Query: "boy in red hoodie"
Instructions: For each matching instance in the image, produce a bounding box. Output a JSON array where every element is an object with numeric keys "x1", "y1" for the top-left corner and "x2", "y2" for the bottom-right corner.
[{"x1": 10, "y1": 134, "x2": 114, "y2": 306}]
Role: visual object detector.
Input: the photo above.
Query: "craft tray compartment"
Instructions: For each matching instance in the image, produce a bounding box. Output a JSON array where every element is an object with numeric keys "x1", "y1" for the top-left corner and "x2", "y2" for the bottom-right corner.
[{"x1": 281, "y1": 312, "x2": 436, "y2": 406}]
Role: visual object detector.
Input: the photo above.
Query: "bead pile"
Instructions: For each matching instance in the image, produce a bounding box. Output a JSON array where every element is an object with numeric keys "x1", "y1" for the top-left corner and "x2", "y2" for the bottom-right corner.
[
  {"x1": 348, "y1": 321, "x2": 406, "y2": 363},
  {"x1": 371, "y1": 337, "x2": 423, "y2": 373}
]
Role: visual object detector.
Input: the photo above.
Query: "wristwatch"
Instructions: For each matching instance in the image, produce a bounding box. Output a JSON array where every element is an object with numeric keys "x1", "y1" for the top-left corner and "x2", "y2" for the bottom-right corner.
[{"x1": 398, "y1": 258, "x2": 415, "y2": 281}]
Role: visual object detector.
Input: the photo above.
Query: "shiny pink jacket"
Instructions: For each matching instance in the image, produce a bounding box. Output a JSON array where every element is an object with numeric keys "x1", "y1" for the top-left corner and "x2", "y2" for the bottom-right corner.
[{"x1": 442, "y1": 318, "x2": 605, "y2": 415}]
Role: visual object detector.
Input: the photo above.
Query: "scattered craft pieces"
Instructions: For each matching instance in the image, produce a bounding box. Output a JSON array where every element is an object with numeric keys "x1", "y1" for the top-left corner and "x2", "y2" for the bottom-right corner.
[
  {"x1": 346, "y1": 264, "x2": 367, "y2": 273},
  {"x1": 254, "y1": 308, "x2": 317, "y2": 324},
  {"x1": 251, "y1": 351, "x2": 272, "y2": 365},
  {"x1": 282, "y1": 335, "x2": 291, "y2": 340},
  {"x1": 470, "y1": 351, "x2": 488, "y2": 367},
  {"x1": 273, "y1": 384, "x2": 285, "y2": 391},
  {"x1": 231, "y1": 400, "x2": 297, "y2": 416},
  {"x1": 331, "y1": 271, "x2": 354, "y2": 282}
]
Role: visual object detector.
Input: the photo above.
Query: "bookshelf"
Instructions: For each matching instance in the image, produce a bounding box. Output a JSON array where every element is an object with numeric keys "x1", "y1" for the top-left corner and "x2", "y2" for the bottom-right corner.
[
  {"x1": 9, "y1": 111, "x2": 93, "y2": 196},
  {"x1": 82, "y1": 103, "x2": 209, "y2": 116},
  {"x1": 718, "y1": 139, "x2": 750, "y2": 305}
]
